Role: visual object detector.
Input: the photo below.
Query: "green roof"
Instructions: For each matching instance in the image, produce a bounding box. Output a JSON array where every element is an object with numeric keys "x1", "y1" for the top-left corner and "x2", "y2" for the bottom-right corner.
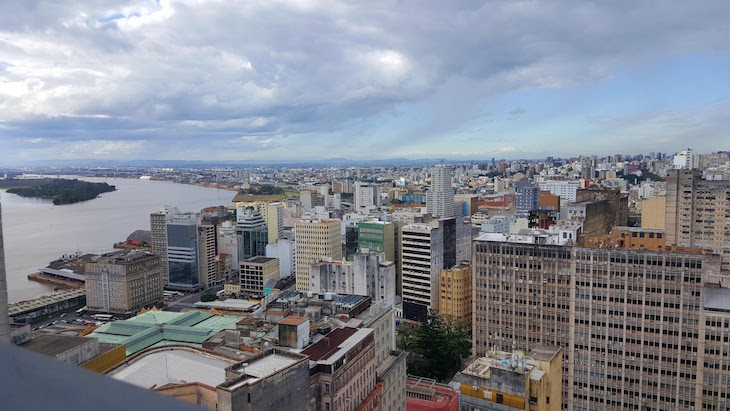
[{"x1": 87, "y1": 310, "x2": 240, "y2": 356}]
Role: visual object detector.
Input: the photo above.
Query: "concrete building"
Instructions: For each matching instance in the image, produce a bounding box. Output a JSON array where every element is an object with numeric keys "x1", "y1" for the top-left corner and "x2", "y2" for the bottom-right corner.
[
  {"x1": 301, "y1": 190, "x2": 325, "y2": 209},
  {"x1": 458, "y1": 347, "x2": 562, "y2": 411},
  {"x1": 20, "y1": 334, "x2": 100, "y2": 366},
  {"x1": 666, "y1": 169, "x2": 730, "y2": 267},
  {"x1": 278, "y1": 315, "x2": 310, "y2": 349},
  {"x1": 472, "y1": 234, "x2": 727, "y2": 410},
  {"x1": 198, "y1": 207, "x2": 227, "y2": 287},
  {"x1": 640, "y1": 196, "x2": 666, "y2": 230},
  {"x1": 673, "y1": 148, "x2": 694, "y2": 169},
  {"x1": 264, "y1": 202, "x2": 284, "y2": 244},
  {"x1": 235, "y1": 209, "x2": 268, "y2": 261},
  {"x1": 310, "y1": 260, "x2": 359, "y2": 295},
  {"x1": 538, "y1": 181, "x2": 580, "y2": 203},
  {"x1": 454, "y1": 194, "x2": 480, "y2": 216},
  {"x1": 355, "y1": 181, "x2": 380, "y2": 213},
  {"x1": 266, "y1": 238, "x2": 296, "y2": 279},
  {"x1": 302, "y1": 327, "x2": 378, "y2": 411},
  {"x1": 217, "y1": 221, "x2": 239, "y2": 269},
  {"x1": 0, "y1": 197, "x2": 9, "y2": 343},
  {"x1": 166, "y1": 212, "x2": 200, "y2": 290},
  {"x1": 150, "y1": 206, "x2": 179, "y2": 285},
  {"x1": 295, "y1": 218, "x2": 342, "y2": 292},
  {"x1": 426, "y1": 164, "x2": 455, "y2": 218},
  {"x1": 239, "y1": 256, "x2": 280, "y2": 298},
  {"x1": 515, "y1": 182, "x2": 540, "y2": 218},
  {"x1": 85, "y1": 250, "x2": 163, "y2": 313},
  {"x1": 406, "y1": 376, "x2": 459, "y2": 411},
  {"x1": 376, "y1": 351, "x2": 408, "y2": 411},
  {"x1": 354, "y1": 252, "x2": 396, "y2": 306},
  {"x1": 438, "y1": 263, "x2": 471, "y2": 327},
  {"x1": 578, "y1": 226, "x2": 666, "y2": 251}
]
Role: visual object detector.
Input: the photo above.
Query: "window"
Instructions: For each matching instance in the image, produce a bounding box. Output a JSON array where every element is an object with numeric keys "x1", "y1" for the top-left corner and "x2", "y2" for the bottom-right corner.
[
  {"x1": 496, "y1": 394, "x2": 504, "y2": 404},
  {"x1": 546, "y1": 396, "x2": 550, "y2": 404}
]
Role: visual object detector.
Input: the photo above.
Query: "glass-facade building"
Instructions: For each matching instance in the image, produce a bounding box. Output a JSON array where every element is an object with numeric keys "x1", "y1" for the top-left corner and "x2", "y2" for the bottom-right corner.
[{"x1": 166, "y1": 213, "x2": 199, "y2": 289}]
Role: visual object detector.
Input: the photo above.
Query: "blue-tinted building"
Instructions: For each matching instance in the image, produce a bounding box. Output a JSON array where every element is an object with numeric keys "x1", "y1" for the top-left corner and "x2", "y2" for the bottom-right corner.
[{"x1": 166, "y1": 213, "x2": 200, "y2": 289}]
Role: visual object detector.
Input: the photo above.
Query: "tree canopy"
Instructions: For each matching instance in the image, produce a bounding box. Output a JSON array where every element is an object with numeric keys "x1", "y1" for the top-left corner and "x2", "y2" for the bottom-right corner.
[{"x1": 397, "y1": 310, "x2": 471, "y2": 382}]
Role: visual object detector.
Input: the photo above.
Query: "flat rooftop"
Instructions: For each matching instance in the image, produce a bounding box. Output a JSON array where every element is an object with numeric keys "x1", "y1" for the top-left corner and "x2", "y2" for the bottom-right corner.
[
  {"x1": 20, "y1": 334, "x2": 94, "y2": 357},
  {"x1": 9, "y1": 289, "x2": 86, "y2": 316},
  {"x1": 109, "y1": 348, "x2": 236, "y2": 389},
  {"x1": 193, "y1": 299, "x2": 260, "y2": 311},
  {"x1": 279, "y1": 315, "x2": 309, "y2": 326},
  {"x1": 234, "y1": 353, "x2": 301, "y2": 379},
  {"x1": 242, "y1": 256, "x2": 277, "y2": 264}
]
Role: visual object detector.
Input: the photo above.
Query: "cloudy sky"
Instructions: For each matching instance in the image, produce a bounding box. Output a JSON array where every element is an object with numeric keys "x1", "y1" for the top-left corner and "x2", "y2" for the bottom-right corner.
[{"x1": 1, "y1": 0, "x2": 730, "y2": 163}]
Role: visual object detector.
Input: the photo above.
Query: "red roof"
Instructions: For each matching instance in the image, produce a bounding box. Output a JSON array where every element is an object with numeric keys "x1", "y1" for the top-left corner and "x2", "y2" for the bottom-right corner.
[
  {"x1": 301, "y1": 327, "x2": 359, "y2": 361},
  {"x1": 279, "y1": 315, "x2": 308, "y2": 326}
]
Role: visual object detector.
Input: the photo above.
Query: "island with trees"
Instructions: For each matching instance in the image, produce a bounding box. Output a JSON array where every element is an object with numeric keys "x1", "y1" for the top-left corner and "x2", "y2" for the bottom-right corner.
[{"x1": 2, "y1": 178, "x2": 116, "y2": 205}]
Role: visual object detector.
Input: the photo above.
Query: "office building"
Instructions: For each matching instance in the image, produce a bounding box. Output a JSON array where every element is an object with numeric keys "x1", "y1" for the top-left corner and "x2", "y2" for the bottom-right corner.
[
  {"x1": 354, "y1": 252, "x2": 396, "y2": 305},
  {"x1": 198, "y1": 207, "x2": 228, "y2": 287},
  {"x1": 240, "y1": 256, "x2": 279, "y2": 298},
  {"x1": 236, "y1": 209, "x2": 268, "y2": 261},
  {"x1": 295, "y1": 218, "x2": 342, "y2": 292},
  {"x1": 85, "y1": 250, "x2": 163, "y2": 313},
  {"x1": 355, "y1": 181, "x2": 380, "y2": 213},
  {"x1": 150, "y1": 206, "x2": 179, "y2": 285},
  {"x1": 266, "y1": 238, "x2": 296, "y2": 278},
  {"x1": 515, "y1": 182, "x2": 540, "y2": 218},
  {"x1": 302, "y1": 327, "x2": 378, "y2": 411},
  {"x1": 0, "y1": 197, "x2": 10, "y2": 343},
  {"x1": 579, "y1": 226, "x2": 666, "y2": 251},
  {"x1": 472, "y1": 234, "x2": 727, "y2": 410},
  {"x1": 438, "y1": 263, "x2": 471, "y2": 327},
  {"x1": 426, "y1": 164, "x2": 455, "y2": 218},
  {"x1": 666, "y1": 169, "x2": 730, "y2": 267},
  {"x1": 376, "y1": 351, "x2": 408, "y2": 411},
  {"x1": 458, "y1": 347, "x2": 562, "y2": 411},
  {"x1": 538, "y1": 181, "x2": 581, "y2": 203},
  {"x1": 166, "y1": 213, "x2": 200, "y2": 289},
  {"x1": 454, "y1": 194, "x2": 479, "y2": 216},
  {"x1": 300, "y1": 190, "x2": 325, "y2": 209},
  {"x1": 265, "y1": 202, "x2": 284, "y2": 244},
  {"x1": 358, "y1": 221, "x2": 396, "y2": 263}
]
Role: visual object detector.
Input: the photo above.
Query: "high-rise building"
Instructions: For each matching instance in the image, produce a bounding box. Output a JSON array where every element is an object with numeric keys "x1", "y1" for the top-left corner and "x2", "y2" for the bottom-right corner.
[
  {"x1": 150, "y1": 206, "x2": 179, "y2": 285},
  {"x1": 438, "y1": 263, "x2": 471, "y2": 327},
  {"x1": 295, "y1": 218, "x2": 342, "y2": 292},
  {"x1": 265, "y1": 202, "x2": 284, "y2": 244},
  {"x1": 354, "y1": 252, "x2": 396, "y2": 305},
  {"x1": 166, "y1": 212, "x2": 200, "y2": 289},
  {"x1": 265, "y1": 238, "x2": 296, "y2": 279},
  {"x1": 300, "y1": 190, "x2": 325, "y2": 209},
  {"x1": 400, "y1": 217, "x2": 471, "y2": 321},
  {"x1": 426, "y1": 164, "x2": 455, "y2": 218},
  {"x1": 236, "y1": 209, "x2": 268, "y2": 261},
  {"x1": 673, "y1": 148, "x2": 694, "y2": 169},
  {"x1": 515, "y1": 182, "x2": 540, "y2": 218},
  {"x1": 357, "y1": 221, "x2": 395, "y2": 263},
  {"x1": 239, "y1": 256, "x2": 280, "y2": 298},
  {"x1": 538, "y1": 181, "x2": 581, "y2": 203},
  {"x1": 85, "y1": 250, "x2": 163, "y2": 313},
  {"x1": 472, "y1": 234, "x2": 727, "y2": 410},
  {"x1": 0, "y1": 197, "x2": 10, "y2": 343},
  {"x1": 354, "y1": 181, "x2": 380, "y2": 213},
  {"x1": 198, "y1": 206, "x2": 228, "y2": 287},
  {"x1": 666, "y1": 169, "x2": 730, "y2": 267}
]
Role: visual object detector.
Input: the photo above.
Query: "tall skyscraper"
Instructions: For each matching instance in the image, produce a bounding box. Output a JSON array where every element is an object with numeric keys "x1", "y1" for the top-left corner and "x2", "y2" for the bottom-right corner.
[
  {"x1": 236, "y1": 209, "x2": 268, "y2": 261},
  {"x1": 666, "y1": 169, "x2": 730, "y2": 268},
  {"x1": 426, "y1": 164, "x2": 455, "y2": 218},
  {"x1": 294, "y1": 218, "x2": 342, "y2": 292},
  {"x1": 473, "y1": 234, "x2": 727, "y2": 410},
  {"x1": 166, "y1": 213, "x2": 199, "y2": 289},
  {"x1": 0, "y1": 197, "x2": 10, "y2": 343},
  {"x1": 150, "y1": 206, "x2": 179, "y2": 285}
]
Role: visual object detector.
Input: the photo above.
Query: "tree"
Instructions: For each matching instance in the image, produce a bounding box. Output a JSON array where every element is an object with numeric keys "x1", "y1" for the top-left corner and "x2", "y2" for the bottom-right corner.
[
  {"x1": 396, "y1": 310, "x2": 471, "y2": 381},
  {"x1": 200, "y1": 294, "x2": 218, "y2": 302}
]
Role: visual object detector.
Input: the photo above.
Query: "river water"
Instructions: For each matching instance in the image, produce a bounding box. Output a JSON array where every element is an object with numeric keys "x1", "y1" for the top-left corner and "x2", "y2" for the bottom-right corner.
[{"x1": 1, "y1": 178, "x2": 237, "y2": 303}]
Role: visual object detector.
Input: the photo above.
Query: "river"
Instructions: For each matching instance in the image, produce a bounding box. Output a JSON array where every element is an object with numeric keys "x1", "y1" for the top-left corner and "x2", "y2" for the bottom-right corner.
[{"x1": 1, "y1": 178, "x2": 237, "y2": 303}]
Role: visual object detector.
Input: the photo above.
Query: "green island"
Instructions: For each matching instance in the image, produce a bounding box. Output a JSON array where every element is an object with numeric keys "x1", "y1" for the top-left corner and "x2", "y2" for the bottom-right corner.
[{"x1": 1, "y1": 178, "x2": 116, "y2": 205}]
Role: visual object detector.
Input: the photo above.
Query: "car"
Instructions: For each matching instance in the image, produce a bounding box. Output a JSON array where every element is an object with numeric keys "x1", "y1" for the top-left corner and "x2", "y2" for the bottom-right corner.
[
  {"x1": 60, "y1": 313, "x2": 66, "y2": 317},
  {"x1": 51, "y1": 321, "x2": 59, "y2": 325}
]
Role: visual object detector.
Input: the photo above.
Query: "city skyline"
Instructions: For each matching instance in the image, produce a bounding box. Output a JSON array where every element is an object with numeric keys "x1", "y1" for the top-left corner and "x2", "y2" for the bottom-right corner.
[{"x1": 1, "y1": 1, "x2": 730, "y2": 162}]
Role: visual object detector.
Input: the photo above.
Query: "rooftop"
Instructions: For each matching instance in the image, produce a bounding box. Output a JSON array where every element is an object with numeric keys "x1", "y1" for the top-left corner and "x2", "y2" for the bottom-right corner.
[
  {"x1": 279, "y1": 315, "x2": 309, "y2": 326},
  {"x1": 19, "y1": 334, "x2": 94, "y2": 357},
  {"x1": 9, "y1": 289, "x2": 86, "y2": 317},
  {"x1": 193, "y1": 299, "x2": 260, "y2": 312},
  {"x1": 301, "y1": 327, "x2": 359, "y2": 361},
  {"x1": 242, "y1": 256, "x2": 277, "y2": 264},
  {"x1": 93, "y1": 250, "x2": 158, "y2": 265},
  {"x1": 233, "y1": 353, "x2": 301, "y2": 382}
]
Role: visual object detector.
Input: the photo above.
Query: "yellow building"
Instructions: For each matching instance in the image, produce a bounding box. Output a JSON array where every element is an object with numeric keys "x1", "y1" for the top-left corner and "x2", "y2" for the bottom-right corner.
[
  {"x1": 641, "y1": 196, "x2": 666, "y2": 229},
  {"x1": 294, "y1": 218, "x2": 342, "y2": 292},
  {"x1": 579, "y1": 226, "x2": 666, "y2": 251},
  {"x1": 438, "y1": 263, "x2": 471, "y2": 327},
  {"x1": 459, "y1": 346, "x2": 562, "y2": 411}
]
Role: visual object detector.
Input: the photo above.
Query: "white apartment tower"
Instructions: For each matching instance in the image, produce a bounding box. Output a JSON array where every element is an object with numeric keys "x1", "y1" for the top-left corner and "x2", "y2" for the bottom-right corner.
[
  {"x1": 426, "y1": 164, "x2": 455, "y2": 218},
  {"x1": 673, "y1": 148, "x2": 694, "y2": 170},
  {"x1": 354, "y1": 182, "x2": 379, "y2": 213}
]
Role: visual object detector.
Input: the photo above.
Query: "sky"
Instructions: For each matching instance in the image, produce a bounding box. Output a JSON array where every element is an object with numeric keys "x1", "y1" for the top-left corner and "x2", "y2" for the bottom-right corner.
[{"x1": 1, "y1": 0, "x2": 730, "y2": 163}]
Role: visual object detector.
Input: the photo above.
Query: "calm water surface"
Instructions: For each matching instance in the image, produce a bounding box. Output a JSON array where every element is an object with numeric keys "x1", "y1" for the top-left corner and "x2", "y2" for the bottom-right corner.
[{"x1": 1, "y1": 178, "x2": 236, "y2": 303}]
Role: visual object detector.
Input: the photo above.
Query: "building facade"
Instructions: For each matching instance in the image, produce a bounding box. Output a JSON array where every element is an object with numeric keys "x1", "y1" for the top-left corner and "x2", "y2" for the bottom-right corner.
[
  {"x1": 150, "y1": 206, "x2": 179, "y2": 285},
  {"x1": 355, "y1": 182, "x2": 380, "y2": 213},
  {"x1": 515, "y1": 182, "x2": 540, "y2": 218},
  {"x1": 426, "y1": 164, "x2": 455, "y2": 218},
  {"x1": 666, "y1": 169, "x2": 730, "y2": 267},
  {"x1": 539, "y1": 181, "x2": 580, "y2": 203},
  {"x1": 166, "y1": 213, "x2": 200, "y2": 289},
  {"x1": 295, "y1": 218, "x2": 342, "y2": 292},
  {"x1": 438, "y1": 263, "x2": 471, "y2": 327},
  {"x1": 85, "y1": 250, "x2": 163, "y2": 313},
  {"x1": 239, "y1": 256, "x2": 280, "y2": 298},
  {"x1": 236, "y1": 209, "x2": 268, "y2": 261},
  {"x1": 473, "y1": 236, "x2": 727, "y2": 410},
  {"x1": 358, "y1": 221, "x2": 396, "y2": 263}
]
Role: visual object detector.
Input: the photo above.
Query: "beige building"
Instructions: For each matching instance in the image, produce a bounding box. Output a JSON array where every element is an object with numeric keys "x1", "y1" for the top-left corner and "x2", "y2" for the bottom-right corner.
[
  {"x1": 640, "y1": 196, "x2": 665, "y2": 229},
  {"x1": 438, "y1": 263, "x2": 471, "y2": 327},
  {"x1": 295, "y1": 218, "x2": 342, "y2": 292},
  {"x1": 85, "y1": 250, "x2": 163, "y2": 313},
  {"x1": 473, "y1": 235, "x2": 727, "y2": 410},
  {"x1": 149, "y1": 206, "x2": 179, "y2": 285},
  {"x1": 666, "y1": 169, "x2": 730, "y2": 267},
  {"x1": 240, "y1": 256, "x2": 279, "y2": 297},
  {"x1": 459, "y1": 347, "x2": 562, "y2": 411}
]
